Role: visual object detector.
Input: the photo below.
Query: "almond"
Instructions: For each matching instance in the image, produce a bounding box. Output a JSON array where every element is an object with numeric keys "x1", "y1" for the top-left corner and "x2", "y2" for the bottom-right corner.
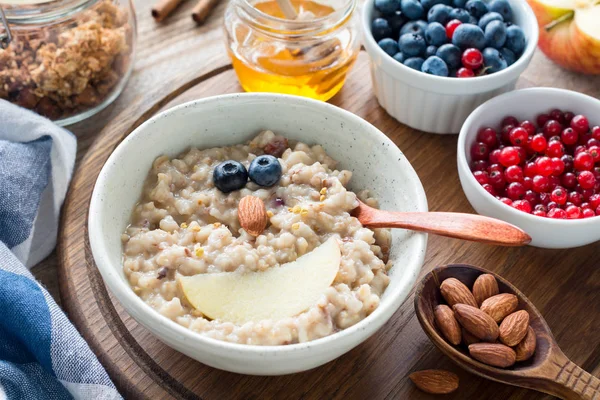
[
  {"x1": 440, "y1": 278, "x2": 478, "y2": 308},
  {"x1": 462, "y1": 327, "x2": 480, "y2": 346},
  {"x1": 409, "y1": 369, "x2": 459, "y2": 394},
  {"x1": 434, "y1": 305, "x2": 462, "y2": 345},
  {"x1": 499, "y1": 310, "x2": 530, "y2": 346},
  {"x1": 514, "y1": 326, "x2": 537, "y2": 362},
  {"x1": 480, "y1": 293, "x2": 519, "y2": 323},
  {"x1": 238, "y1": 195, "x2": 267, "y2": 236},
  {"x1": 453, "y1": 304, "x2": 499, "y2": 342},
  {"x1": 469, "y1": 343, "x2": 516, "y2": 368},
  {"x1": 472, "y1": 274, "x2": 499, "y2": 306}
]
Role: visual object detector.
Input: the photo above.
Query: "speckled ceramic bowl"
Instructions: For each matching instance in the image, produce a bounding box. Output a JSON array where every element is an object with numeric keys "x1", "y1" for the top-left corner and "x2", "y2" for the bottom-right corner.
[{"x1": 88, "y1": 93, "x2": 428, "y2": 375}]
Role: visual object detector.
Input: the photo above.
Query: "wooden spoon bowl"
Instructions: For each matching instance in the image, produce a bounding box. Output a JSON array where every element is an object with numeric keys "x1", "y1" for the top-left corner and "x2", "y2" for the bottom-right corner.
[{"x1": 414, "y1": 264, "x2": 600, "y2": 399}]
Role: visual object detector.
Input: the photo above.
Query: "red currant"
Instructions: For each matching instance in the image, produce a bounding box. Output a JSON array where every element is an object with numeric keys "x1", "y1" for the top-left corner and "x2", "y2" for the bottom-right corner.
[
  {"x1": 457, "y1": 67, "x2": 475, "y2": 78},
  {"x1": 570, "y1": 114, "x2": 589, "y2": 134},
  {"x1": 488, "y1": 170, "x2": 506, "y2": 189},
  {"x1": 565, "y1": 205, "x2": 582, "y2": 219},
  {"x1": 547, "y1": 201, "x2": 559, "y2": 210},
  {"x1": 502, "y1": 116, "x2": 519, "y2": 128},
  {"x1": 582, "y1": 208, "x2": 595, "y2": 218},
  {"x1": 551, "y1": 157, "x2": 565, "y2": 176},
  {"x1": 588, "y1": 145, "x2": 600, "y2": 162},
  {"x1": 499, "y1": 197, "x2": 513, "y2": 206},
  {"x1": 587, "y1": 138, "x2": 600, "y2": 148},
  {"x1": 546, "y1": 141, "x2": 564, "y2": 158},
  {"x1": 574, "y1": 151, "x2": 594, "y2": 171},
  {"x1": 563, "y1": 112, "x2": 575, "y2": 125},
  {"x1": 592, "y1": 126, "x2": 600, "y2": 140},
  {"x1": 482, "y1": 183, "x2": 496, "y2": 196},
  {"x1": 520, "y1": 120, "x2": 536, "y2": 136},
  {"x1": 548, "y1": 175, "x2": 561, "y2": 190},
  {"x1": 561, "y1": 172, "x2": 577, "y2": 188},
  {"x1": 489, "y1": 149, "x2": 501, "y2": 164},
  {"x1": 533, "y1": 209, "x2": 547, "y2": 217},
  {"x1": 577, "y1": 170, "x2": 596, "y2": 189},
  {"x1": 506, "y1": 182, "x2": 526, "y2": 200},
  {"x1": 446, "y1": 19, "x2": 462, "y2": 39},
  {"x1": 531, "y1": 175, "x2": 549, "y2": 193},
  {"x1": 471, "y1": 160, "x2": 489, "y2": 172},
  {"x1": 524, "y1": 162, "x2": 537, "y2": 177},
  {"x1": 509, "y1": 127, "x2": 528, "y2": 146},
  {"x1": 473, "y1": 170, "x2": 489, "y2": 185},
  {"x1": 560, "y1": 127, "x2": 578, "y2": 145},
  {"x1": 543, "y1": 120, "x2": 562, "y2": 138},
  {"x1": 529, "y1": 134, "x2": 547, "y2": 153},
  {"x1": 499, "y1": 146, "x2": 520, "y2": 167},
  {"x1": 512, "y1": 199, "x2": 531, "y2": 213},
  {"x1": 535, "y1": 156, "x2": 554, "y2": 177},
  {"x1": 504, "y1": 165, "x2": 523, "y2": 183},
  {"x1": 551, "y1": 187, "x2": 567, "y2": 205},
  {"x1": 589, "y1": 194, "x2": 600, "y2": 209},
  {"x1": 549, "y1": 109, "x2": 565, "y2": 125},
  {"x1": 568, "y1": 191, "x2": 583, "y2": 206},
  {"x1": 547, "y1": 208, "x2": 567, "y2": 219},
  {"x1": 536, "y1": 114, "x2": 550, "y2": 128},
  {"x1": 477, "y1": 127, "x2": 498, "y2": 148},
  {"x1": 561, "y1": 154, "x2": 574, "y2": 172},
  {"x1": 471, "y1": 142, "x2": 489, "y2": 161},
  {"x1": 524, "y1": 190, "x2": 539, "y2": 205}
]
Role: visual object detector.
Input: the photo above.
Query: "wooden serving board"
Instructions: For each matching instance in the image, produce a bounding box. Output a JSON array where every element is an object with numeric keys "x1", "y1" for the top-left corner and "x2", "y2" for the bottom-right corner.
[{"x1": 58, "y1": 50, "x2": 600, "y2": 399}]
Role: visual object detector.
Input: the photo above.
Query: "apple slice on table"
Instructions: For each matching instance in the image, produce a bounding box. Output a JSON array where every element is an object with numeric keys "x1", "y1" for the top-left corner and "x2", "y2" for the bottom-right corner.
[
  {"x1": 527, "y1": 0, "x2": 600, "y2": 74},
  {"x1": 179, "y1": 237, "x2": 341, "y2": 324}
]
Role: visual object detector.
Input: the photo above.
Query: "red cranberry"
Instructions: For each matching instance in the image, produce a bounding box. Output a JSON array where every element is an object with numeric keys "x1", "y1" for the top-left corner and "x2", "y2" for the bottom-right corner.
[
  {"x1": 551, "y1": 187, "x2": 567, "y2": 205},
  {"x1": 551, "y1": 157, "x2": 565, "y2": 176},
  {"x1": 520, "y1": 120, "x2": 536, "y2": 136},
  {"x1": 489, "y1": 149, "x2": 501, "y2": 164},
  {"x1": 560, "y1": 128, "x2": 578, "y2": 145},
  {"x1": 543, "y1": 120, "x2": 562, "y2": 138},
  {"x1": 482, "y1": 183, "x2": 496, "y2": 196},
  {"x1": 582, "y1": 208, "x2": 595, "y2": 218},
  {"x1": 588, "y1": 145, "x2": 600, "y2": 162},
  {"x1": 592, "y1": 126, "x2": 600, "y2": 140},
  {"x1": 531, "y1": 175, "x2": 549, "y2": 193},
  {"x1": 509, "y1": 127, "x2": 528, "y2": 146},
  {"x1": 471, "y1": 160, "x2": 489, "y2": 171},
  {"x1": 512, "y1": 199, "x2": 531, "y2": 213},
  {"x1": 499, "y1": 146, "x2": 520, "y2": 167},
  {"x1": 506, "y1": 182, "x2": 526, "y2": 200},
  {"x1": 477, "y1": 127, "x2": 498, "y2": 148},
  {"x1": 574, "y1": 151, "x2": 594, "y2": 171},
  {"x1": 561, "y1": 172, "x2": 577, "y2": 188},
  {"x1": 547, "y1": 208, "x2": 567, "y2": 219},
  {"x1": 568, "y1": 191, "x2": 583, "y2": 206},
  {"x1": 571, "y1": 114, "x2": 589, "y2": 133},
  {"x1": 471, "y1": 142, "x2": 489, "y2": 161},
  {"x1": 536, "y1": 114, "x2": 550, "y2": 128},
  {"x1": 535, "y1": 156, "x2": 554, "y2": 177},
  {"x1": 529, "y1": 134, "x2": 547, "y2": 153},
  {"x1": 546, "y1": 140, "x2": 564, "y2": 158},
  {"x1": 446, "y1": 19, "x2": 463, "y2": 39},
  {"x1": 565, "y1": 205, "x2": 582, "y2": 219},
  {"x1": 473, "y1": 170, "x2": 489, "y2": 185},
  {"x1": 578, "y1": 170, "x2": 596, "y2": 189}
]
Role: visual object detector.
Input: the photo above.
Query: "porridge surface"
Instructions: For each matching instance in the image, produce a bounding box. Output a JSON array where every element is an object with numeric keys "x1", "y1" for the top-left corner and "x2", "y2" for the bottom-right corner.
[{"x1": 122, "y1": 131, "x2": 391, "y2": 345}]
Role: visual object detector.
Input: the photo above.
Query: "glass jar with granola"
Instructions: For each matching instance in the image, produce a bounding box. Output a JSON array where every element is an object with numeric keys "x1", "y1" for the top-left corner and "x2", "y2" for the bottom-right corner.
[{"x1": 0, "y1": 0, "x2": 136, "y2": 125}]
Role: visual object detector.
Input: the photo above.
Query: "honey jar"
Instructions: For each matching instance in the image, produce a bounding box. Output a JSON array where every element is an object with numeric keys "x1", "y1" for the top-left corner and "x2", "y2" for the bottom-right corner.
[{"x1": 223, "y1": 0, "x2": 360, "y2": 101}]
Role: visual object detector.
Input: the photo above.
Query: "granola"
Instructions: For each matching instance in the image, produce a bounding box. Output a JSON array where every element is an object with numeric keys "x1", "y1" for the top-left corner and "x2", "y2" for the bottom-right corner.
[{"x1": 0, "y1": 0, "x2": 132, "y2": 120}]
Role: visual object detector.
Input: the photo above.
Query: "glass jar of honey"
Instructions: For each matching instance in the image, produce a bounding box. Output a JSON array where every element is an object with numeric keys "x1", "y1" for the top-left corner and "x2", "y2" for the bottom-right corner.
[{"x1": 223, "y1": 0, "x2": 360, "y2": 101}]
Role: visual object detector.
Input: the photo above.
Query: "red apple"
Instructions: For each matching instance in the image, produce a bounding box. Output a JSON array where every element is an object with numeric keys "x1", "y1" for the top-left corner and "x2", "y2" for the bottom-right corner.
[{"x1": 527, "y1": 0, "x2": 600, "y2": 74}]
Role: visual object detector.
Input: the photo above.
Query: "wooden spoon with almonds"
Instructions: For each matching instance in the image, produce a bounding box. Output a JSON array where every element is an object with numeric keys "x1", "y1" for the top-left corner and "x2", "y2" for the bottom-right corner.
[{"x1": 415, "y1": 264, "x2": 600, "y2": 400}]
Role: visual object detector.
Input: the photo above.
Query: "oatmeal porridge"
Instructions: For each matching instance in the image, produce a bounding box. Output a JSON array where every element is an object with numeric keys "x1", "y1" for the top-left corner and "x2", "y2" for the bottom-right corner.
[{"x1": 122, "y1": 130, "x2": 392, "y2": 345}]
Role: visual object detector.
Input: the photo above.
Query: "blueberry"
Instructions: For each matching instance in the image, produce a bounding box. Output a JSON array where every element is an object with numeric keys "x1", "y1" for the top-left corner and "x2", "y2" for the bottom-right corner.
[
  {"x1": 420, "y1": 0, "x2": 450, "y2": 10},
  {"x1": 484, "y1": 20, "x2": 507, "y2": 49},
  {"x1": 488, "y1": 0, "x2": 512, "y2": 22},
  {"x1": 426, "y1": 45, "x2": 438, "y2": 57},
  {"x1": 387, "y1": 11, "x2": 407, "y2": 35},
  {"x1": 424, "y1": 22, "x2": 447, "y2": 46},
  {"x1": 449, "y1": 8, "x2": 471, "y2": 22},
  {"x1": 482, "y1": 47, "x2": 508, "y2": 73},
  {"x1": 249, "y1": 155, "x2": 282, "y2": 187},
  {"x1": 375, "y1": 0, "x2": 400, "y2": 14},
  {"x1": 393, "y1": 52, "x2": 406, "y2": 62},
  {"x1": 478, "y1": 12, "x2": 503, "y2": 29},
  {"x1": 452, "y1": 23, "x2": 486, "y2": 50},
  {"x1": 505, "y1": 25, "x2": 526, "y2": 55},
  {"x1": 500, "y1": 47, "x2": 516, "y2": 65},
  {"x1": 436, "y1": 43, "x2": 462, "y2": 69},
  {"x1": 427, "y1": 4, "x2": 453, "y2": 24},
  {"x1": 213, "y1": 160, "x2": 248, "y2": 193},
  {"x1": 399, "y1": 20, "x2": 428, "y2": 36},
  {"x1": 452, "y1": 0, "x2": 467, "y2": 7},
  {"x1": 401, "y1": 0, "x2": 425, "y2": 20},
  {"x1": 468, "y1": 15, "x2": 479, "y2": 24},
  {"x1": 465, "y1": 0, "x2": 488, "y2": 18},
  {"x1": 421, "y1": 56, "x2": 449, "y2": 76},
  {"x1": 449, "y1": 68, "x2": 459, "y2": 77},
  {"x1": 378, "y1": 38, "x2": 399, "y2": 56},
  {"x1": 403, "y1": 57, "x2": 425, "y2": 70},
  {"x1": 372, "y1": 18, "x2": 393, "y2": 41},
  {"x1": 399, "y1": 33, "x2": 427, "y2": 57}
]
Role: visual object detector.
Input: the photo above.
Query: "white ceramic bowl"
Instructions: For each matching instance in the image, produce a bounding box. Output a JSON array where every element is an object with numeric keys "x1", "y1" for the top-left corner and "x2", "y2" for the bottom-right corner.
[
  {"x1": 458, "y1": 88, "x2": 600, "y2": 249},
  {"x1": 361, "y1": 0, "x2": 539, "y2": 134},
  {"x1": 89, "y1": 93, "x2": 428, "y2": 375}
]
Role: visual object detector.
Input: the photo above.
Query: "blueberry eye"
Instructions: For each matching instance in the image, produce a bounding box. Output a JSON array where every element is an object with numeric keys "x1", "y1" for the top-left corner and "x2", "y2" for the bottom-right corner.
[
  {"x1": 249, "y1": 155, "x2": 282, "y2": 187},
  {"x1": 213, "y1": 160, "x2": 248, "y2": 193}
]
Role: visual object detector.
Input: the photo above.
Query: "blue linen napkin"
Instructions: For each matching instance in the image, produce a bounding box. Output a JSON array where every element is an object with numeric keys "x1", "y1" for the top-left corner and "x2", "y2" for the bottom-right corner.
[{"x1": 0, "y1": 100, "x2": 120, "y2": 399}]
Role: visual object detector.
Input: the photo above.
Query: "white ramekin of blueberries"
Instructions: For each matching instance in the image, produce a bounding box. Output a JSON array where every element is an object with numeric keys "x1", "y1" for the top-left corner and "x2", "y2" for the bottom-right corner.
[{"x1": 361, "y1": 0, "x2": 538, "y2": 134}]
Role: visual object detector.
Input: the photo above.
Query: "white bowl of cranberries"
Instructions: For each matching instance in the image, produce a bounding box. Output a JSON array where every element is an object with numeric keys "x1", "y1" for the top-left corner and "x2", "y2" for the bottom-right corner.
[{"x1": 457, "y1": 88, "x2": 600, "y2": 249}]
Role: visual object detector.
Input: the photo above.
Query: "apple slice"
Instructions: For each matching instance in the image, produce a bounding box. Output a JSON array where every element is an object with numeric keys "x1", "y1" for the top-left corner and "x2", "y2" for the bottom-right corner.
[{"x1": 179, "y1": 237, "x2": 341, "y2": 324}]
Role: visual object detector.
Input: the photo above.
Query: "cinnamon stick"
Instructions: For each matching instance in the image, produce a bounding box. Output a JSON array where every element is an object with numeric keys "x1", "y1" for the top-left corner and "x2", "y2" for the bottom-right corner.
[
  {"x1": 152, "y1": 0, "x2": 184, "y2": 22},
  {"x1": 192, "y1": 0, "x2": 220, "y2": 24}
]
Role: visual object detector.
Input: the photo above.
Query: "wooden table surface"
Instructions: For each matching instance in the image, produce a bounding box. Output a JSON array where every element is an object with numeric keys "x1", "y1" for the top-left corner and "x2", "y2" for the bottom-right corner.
[{"x1": 33, "y1": 0, "x2": 600, "y2": 398}]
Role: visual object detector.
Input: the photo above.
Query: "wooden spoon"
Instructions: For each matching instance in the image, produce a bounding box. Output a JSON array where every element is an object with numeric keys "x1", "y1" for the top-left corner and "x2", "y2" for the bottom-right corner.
[
  {"x1": 414, "y1": 264, "x2": 600, "y2": 399},
  {"x1": 352, "y1": 200, "x2": 531, "y2": 246}
]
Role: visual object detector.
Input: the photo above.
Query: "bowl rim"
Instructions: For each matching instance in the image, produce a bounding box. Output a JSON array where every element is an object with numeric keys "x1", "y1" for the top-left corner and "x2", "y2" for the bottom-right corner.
[
  {"x1": 89, "y1": 92, "x2": 429, "y2": 355},
  {"x1": 457, "y1": 87, "x2": 600, "y2": 227},
  {"x1": 360, "y1": 0, "x2": 539, "y2": 87}
]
